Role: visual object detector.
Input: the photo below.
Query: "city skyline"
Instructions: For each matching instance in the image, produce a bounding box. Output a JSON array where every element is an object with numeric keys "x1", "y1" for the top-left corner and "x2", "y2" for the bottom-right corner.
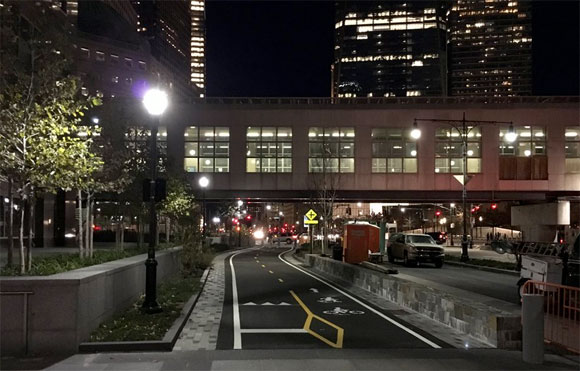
[{"x1": 205, "y1": 0, "x2": 579, "y2": 97}]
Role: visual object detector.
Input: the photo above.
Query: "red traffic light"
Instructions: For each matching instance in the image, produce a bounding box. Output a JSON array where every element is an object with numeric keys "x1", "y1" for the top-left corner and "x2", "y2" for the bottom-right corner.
[
  {"x1": 471, "y1": 208, "x2": 476, "y2": 213},
  {"x1": 475, "y1": 205, "x2": 480, "y2": 211},
  {"x1": 435, "y1": 210, "x2": 441, "y2": 217},
  {"x1": 245, "y1": 215, "x2": 252, "y2": 220},
  {"x1": 491, "y1": 203, "x2": 497, "y2": 210}
]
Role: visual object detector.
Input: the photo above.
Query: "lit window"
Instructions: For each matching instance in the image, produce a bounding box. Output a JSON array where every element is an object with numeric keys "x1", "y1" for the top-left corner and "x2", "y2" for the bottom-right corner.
[
  {"x1": 565, "y1": 126, "x2": 580, "y2": 173},
  {"x1": 308, "y1": 127, "x2": 355, "y2": 173},
  {"x1": 435, "y1": 127, "x2": 481, "y2": 174},
  {"x1": 372, "y1": 128, "x2": 417, "y2": 173},
  {"x1": 110, "y1": 54, "x2": 119, "y2": 64},
  {"x1": 80, "y1": 47, "x2": 90, "y2": 59},
  {"x1": 246, "y1": 127, "x2": 292, "y2": 173},
  {"x1": 138, "y1": 61, "x2": 147, "y2": 70},
  {"x1": 124, "y1": 58, "x2": 133, "y2": 68},
  {"x1": 95, "y1": 51, "x2": 105, "y2": 62},
  {"x1": 498, "y1": 126, "x2": 546, "y2": 180},
  {"x1": 184, "y1": 126, "x2": 229, "y2": 173}
]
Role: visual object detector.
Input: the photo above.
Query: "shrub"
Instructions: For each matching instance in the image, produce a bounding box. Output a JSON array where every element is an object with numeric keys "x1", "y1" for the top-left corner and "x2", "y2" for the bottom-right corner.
[{"x1": 210, "y1": 243, "x2": 230, "y2": 252}]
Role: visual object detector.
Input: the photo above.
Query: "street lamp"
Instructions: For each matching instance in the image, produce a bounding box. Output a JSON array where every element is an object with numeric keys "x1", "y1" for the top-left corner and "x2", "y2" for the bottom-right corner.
[
  {"x1": 141, "y1": 88, "x2": 168, "y2": 314},
  {"x1": 199, "y1": 176, "x2": 209, "y2": 237},
  {"x1": 413, "y1": 113, "x2": 515, "y2": 262}
]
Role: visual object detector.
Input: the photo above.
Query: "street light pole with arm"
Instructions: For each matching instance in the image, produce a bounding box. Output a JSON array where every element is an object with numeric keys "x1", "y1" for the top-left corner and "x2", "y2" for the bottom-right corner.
[{"x1": 413, "y1": 113, "x2": 517, "y2": 261}]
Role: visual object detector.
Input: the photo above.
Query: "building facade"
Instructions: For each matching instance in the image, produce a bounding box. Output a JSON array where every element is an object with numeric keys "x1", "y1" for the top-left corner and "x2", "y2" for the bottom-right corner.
[
  {"x1": 132, "y1": 0, "x2": 204, "y2": 97},
  {"x1": 449, "y1": 0, "x2": 533, "y2": 96},
  {"x1": 146, "y1": 96, "x2": 579, "y2": 201},
  {"x1": 333, "y1": 1, "x2": 449, "y2": 98}
]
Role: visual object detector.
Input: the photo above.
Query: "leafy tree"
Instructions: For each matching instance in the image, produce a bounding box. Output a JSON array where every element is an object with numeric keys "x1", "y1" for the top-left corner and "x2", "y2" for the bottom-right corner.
[{"x1": 0, "y1": 21, "x2": 101, "y2": 272}]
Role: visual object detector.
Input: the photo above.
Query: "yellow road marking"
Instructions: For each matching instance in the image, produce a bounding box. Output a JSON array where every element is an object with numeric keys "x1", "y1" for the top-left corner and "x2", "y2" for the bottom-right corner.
[
  {"x1": 278, "y1": 278, "x2": 284, "y2": 283},
  {"x1": 261, "y1": 264, "x2": 266, "y2": 268},
  {"x1": 269, "y1": 270, "x2": 274, "y2": 274},
  {"x1": 289, "y1": 290, "x2": 344, "y2": 349}
]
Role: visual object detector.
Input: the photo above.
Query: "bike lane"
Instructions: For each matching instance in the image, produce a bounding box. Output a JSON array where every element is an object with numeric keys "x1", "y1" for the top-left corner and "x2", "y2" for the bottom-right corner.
[{"x1": 217, "y1": 245, "x2": 450, "y2": 350}]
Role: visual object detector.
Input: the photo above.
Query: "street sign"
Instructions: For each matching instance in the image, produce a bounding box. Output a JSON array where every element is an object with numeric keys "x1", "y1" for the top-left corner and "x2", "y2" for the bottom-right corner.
[{"x1": 304, "y1": 209, "x2": 319, "y2": 225}]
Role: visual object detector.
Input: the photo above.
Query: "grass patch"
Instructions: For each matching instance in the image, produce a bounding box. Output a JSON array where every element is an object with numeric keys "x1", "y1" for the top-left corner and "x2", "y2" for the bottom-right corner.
[
  {"x1": 89, "y1": 274, "x2": 201, "y2": 342},
  {"x1": 0, "y1": 244, "x2": 175, "y2": 276},
  {"x1": 445, "y1": 254, "x2": 517, "y2": 271}
]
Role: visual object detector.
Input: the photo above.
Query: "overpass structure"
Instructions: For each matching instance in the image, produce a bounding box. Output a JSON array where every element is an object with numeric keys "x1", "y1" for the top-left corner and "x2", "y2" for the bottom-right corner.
[{"x1": 151, "y1": 96, "x2": 580, "y2": 202}]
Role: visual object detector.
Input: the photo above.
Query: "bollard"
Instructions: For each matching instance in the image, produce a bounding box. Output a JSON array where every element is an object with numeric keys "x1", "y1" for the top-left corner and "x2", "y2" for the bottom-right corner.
[{"x1": 522, "y1": 294, "x2": 544, "y2": 364}]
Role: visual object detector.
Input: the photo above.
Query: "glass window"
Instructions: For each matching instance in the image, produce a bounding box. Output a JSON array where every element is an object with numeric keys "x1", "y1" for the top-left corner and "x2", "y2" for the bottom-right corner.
[
  {"x1": 435, "y1": 126, "x2": 481, "y2": 174},
  {"x1": 499, "y1": 126, "x2": 545, "y2": 157},
  {"x1": 309, "y1": 127, "x2": 355, "y2": 173},
  {"x1": 565, "y1": 126, "x2": 580, "y2": 173},
  {"x1": 184, "y1": 126, "x2": 230, "y2": 173},
  {"x1": 246, "y1": 127, "x2": 292, "y2": 173},
  {"x1": 372, "y1": 128, "x2": 417, "y2": 173}
]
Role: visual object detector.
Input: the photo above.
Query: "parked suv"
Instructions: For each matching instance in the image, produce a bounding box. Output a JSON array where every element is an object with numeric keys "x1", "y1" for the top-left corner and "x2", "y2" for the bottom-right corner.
[
  {"x1": 387, "y1": 233, "x2": 445, "y2": 268},
  {"x1": 425, "y1": 232, "x2": 447, "y2": 245}
]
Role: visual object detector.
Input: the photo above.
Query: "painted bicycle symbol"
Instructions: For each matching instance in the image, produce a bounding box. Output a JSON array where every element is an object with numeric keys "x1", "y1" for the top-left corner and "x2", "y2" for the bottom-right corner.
[
  {"x1": 322, "y1": 307, "x2": 365, "y2": 316},
  {"x1": 317, "y1": 296, "x2": 341, "y2": 304}
]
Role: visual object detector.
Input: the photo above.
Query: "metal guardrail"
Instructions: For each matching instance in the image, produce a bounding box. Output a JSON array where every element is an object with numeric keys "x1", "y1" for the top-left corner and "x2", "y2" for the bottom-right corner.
[
  {"x1": 523, "y1": 280, "x2": 580, "y2": 354},
  {"x1": 189, "y1": 96, "x2": 580, "y2": 106}
]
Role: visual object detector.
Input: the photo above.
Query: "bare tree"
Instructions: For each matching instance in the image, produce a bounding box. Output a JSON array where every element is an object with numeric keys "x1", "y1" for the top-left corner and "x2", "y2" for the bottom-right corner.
[{"x1": 307, "y1": 156, "x2": 342, "y2": 255}]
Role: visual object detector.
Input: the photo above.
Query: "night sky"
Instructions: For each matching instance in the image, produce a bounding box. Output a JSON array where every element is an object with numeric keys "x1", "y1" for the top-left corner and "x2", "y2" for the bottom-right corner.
[{"x1": 205, "y1": 1, "x2": 579, "y2": 97}]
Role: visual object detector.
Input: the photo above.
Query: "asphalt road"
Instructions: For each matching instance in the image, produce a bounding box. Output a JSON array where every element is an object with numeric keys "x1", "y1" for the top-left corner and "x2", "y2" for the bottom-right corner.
[
  {"x1": 390, "y1": 260, "x2": 520, "y2": 304},
  {"x1": 217, "y1": 245, "x2": 451, "y2": 350}
]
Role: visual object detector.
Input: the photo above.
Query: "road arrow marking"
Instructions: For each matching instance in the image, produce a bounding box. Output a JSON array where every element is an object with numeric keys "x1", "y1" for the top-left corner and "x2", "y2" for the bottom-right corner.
[{"x1": 318, "y1": 297, "x2": 341, "y2": 303}]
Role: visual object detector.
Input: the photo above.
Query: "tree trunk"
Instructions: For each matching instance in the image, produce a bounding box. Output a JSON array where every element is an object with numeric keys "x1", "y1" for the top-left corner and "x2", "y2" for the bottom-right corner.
[
  {"x1": 85, "y1": 193, "x2": 91, "y2": 258},
  {"x1": 19, "y1": 199, "x2": 25, "y2": 274},
  {"x1": 27, "y1": 194, "x2": 34, "y2": 272},
  {"x1": 120, "y1": 217, "x2": 125, "y2": 250},
  {"x1": 78, "y1": 190, "x2": 84, "y2": 258},
  {"x1": 166, "y1": 217, "x2": 171, "y2": 243},
  {"x1": 90, "y1": 199, "x2": 94, "y2": 257},
  {"x1": 7, "y1": 178, "x2": 14, "y2": 267}
]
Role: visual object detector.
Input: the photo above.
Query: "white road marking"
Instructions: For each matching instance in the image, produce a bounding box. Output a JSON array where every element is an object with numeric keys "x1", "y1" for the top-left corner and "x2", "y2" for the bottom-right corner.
[
  {"x1": 240, "y1": 328, "x2": 307, "y2": 334},
  {"x1": 309, "y1": 288, "x2": 319, "y2": 293},
  {"x1": 278, "y1": 248, "x2": 442, "y2": 349},
  {"x1": 229, "y1": 248, "x2": 258, "y2": 350}
]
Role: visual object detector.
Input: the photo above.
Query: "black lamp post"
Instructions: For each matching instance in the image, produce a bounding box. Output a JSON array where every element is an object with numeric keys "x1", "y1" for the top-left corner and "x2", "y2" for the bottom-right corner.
[
  {"x1": 141, "y1": 88, "x2": 168, "y2": 314},
  {"x1": 413, "y1": 113, "x2": 517, "y2": 262}
]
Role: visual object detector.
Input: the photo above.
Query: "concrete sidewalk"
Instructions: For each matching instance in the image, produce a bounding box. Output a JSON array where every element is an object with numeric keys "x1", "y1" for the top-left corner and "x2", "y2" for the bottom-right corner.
[
  {"x1": 444, "y1": 245, "x2": 518, "y2": 263},
  {"x1": 45, "y1": 348, "x2": 578, "y2": 370}
]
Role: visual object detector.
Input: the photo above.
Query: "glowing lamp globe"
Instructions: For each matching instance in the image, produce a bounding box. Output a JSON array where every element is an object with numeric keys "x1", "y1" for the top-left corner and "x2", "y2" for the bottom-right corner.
[{"x1": 143, "y1": 88, "x2": 168, "y2": 116}]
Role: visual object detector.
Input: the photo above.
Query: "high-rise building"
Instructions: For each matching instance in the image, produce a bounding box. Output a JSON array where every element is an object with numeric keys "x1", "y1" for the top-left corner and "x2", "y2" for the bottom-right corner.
[
  {"x1": 448, "y1": 0, "x2": 532, "y2": 96},
  {"x1": 190, "y1": 0, "x2": 206, "y2": 96},
  {"x1": 333, "y1": 1, "x2": 449, "y2": 98},
  {"x1": 132, "y1": 0, "x2": 203, "y2": 97}
]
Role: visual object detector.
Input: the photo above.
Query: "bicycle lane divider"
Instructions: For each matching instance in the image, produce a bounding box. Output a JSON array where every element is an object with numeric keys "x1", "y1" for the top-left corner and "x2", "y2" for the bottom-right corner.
[
  {"x1": 290, "y1": 290, "x2": 344, "y2": 348},
  {"x1": 278, "y1": 248, "x2": 442, "y2": 349}
]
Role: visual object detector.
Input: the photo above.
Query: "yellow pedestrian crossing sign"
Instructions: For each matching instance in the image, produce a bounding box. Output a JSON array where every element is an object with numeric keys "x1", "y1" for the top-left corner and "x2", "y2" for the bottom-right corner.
[{"x1": 304, "y1": 209, "x2": 318, "y2": 225}]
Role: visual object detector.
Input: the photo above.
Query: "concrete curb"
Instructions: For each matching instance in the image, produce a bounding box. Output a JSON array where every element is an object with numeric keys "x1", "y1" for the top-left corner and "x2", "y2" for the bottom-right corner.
[
  {"x1": 78, "y1": 266, "x2": 212, "y2": 353},
  {"x1": 444, "y1": 259, "x2": 520, "y2": 276}
]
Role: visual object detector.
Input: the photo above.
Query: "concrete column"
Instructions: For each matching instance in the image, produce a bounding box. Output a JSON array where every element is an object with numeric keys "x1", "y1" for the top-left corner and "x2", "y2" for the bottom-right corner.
[{"x1": 522, "y1": 294, "x2": 544, "y2": 364}]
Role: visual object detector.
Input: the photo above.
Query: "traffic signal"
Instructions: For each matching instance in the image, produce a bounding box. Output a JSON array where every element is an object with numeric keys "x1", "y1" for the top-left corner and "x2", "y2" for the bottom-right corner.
[
  {"x1": 491, "y1": 203, "x2": 498, "y2": 210},
  {"x1": 435, "y1": 210, "x2": 441, "y2": 217}
]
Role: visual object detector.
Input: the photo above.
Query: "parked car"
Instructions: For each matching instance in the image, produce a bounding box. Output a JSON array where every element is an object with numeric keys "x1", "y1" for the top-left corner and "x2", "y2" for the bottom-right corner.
[
  {"x1": 426, "y1": 232, "x2": 447, "y2": 245},
  {"x1": 270, "y1": 233, "x2": 296, "y2": 244},
  {"x1": 387, "y1": 233, "x2": 445, "y2": 268}
]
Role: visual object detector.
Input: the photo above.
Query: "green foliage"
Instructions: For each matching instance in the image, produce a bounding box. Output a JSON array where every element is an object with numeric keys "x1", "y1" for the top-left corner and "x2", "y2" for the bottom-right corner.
[
  {"x1": 89, "y1": 274, "x2": 201, "y2": 342},
  {"x1": 0, "y1": 248, "x2": 148, "y2": 276}
]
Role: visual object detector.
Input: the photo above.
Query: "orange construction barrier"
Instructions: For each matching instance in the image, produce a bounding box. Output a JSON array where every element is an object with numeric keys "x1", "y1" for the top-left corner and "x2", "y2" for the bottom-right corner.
[
  {"x1": 523, "y1": 280, "x2": 580, "y2": 354},
  {"x1": 343, "y1": 222, "x2": 380, "y2": 264}
]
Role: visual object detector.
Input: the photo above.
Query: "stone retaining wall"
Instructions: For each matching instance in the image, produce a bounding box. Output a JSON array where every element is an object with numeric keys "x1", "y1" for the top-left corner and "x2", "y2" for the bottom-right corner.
[
  {"x1": 306, "y1": 254, "x2": 521, "y2": 349},
  {"x1": 0, "y1": 247, "x2": 181, "y2": 355}
]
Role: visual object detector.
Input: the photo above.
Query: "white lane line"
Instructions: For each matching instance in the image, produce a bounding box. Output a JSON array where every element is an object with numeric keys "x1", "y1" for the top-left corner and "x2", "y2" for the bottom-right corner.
[
  {"x1": 229, "y1": 248, "x2": 259, "y2": 350},
  {"x1": 240, "y1": 328, "x2": 307, "y2": 334},
  {"x1": 278, "y1": 248, "x2": 442, "y2": 349}
]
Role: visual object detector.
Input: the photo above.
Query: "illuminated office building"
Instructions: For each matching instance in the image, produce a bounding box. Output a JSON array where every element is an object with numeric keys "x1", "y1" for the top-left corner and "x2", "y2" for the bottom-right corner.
[
  {"x1": 333, "y1": 1, "x2": 449, "y2": 98},
  {"x1": 132, "y1": 0, "x2": 203, "y2": 96},
  {"x1": 449, "y1": 0, "x2": 532, "y2": 96},
  {"x1": 190, "y1": 0, "x2": 206, "y2": 96}
]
